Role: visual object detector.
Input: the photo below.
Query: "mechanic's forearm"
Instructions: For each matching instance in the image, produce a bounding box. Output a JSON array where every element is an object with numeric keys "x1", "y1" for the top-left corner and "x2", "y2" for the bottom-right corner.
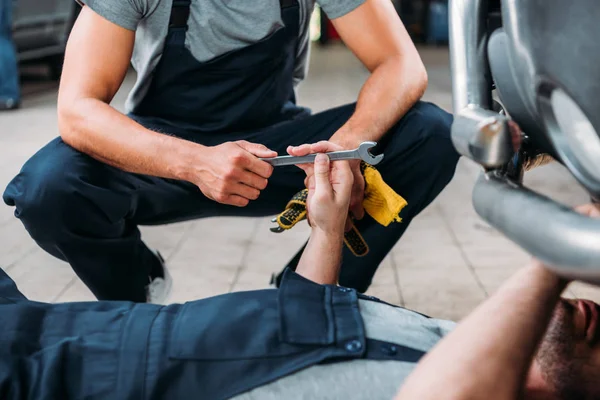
[
  {"x1": 330, "y1": 57, "x2": 427, "y2": 148},
  {"x1": 296, "y1": 229, "x2": 343, "y2": 285},
  {"x1": 58, "y1": 98, "x2": 202, "y2": 181},
  {"x1": 396, "y1": 262, "x2": 567, "y2": 400}
]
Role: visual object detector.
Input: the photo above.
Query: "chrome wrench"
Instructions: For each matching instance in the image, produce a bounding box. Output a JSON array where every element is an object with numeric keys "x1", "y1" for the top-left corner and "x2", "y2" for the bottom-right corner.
[{"x1": 261, "y1": 141, "x2": 383, "y2": 166}]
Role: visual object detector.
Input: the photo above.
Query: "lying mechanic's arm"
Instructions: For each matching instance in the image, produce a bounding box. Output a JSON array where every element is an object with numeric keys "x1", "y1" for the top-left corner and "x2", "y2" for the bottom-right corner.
[
  {"x1": 58, "y1": 7, "x2": 275, "y2": 208},
  {"x1": 295, "y1": 154, "x2": 353, "y2": 285},
  {"x1": 328, "y1": 0, "x2": 427, "y2": 149},
  {"x1": 396, "y1": 263, "x2": 566, "y2": 400},
  {"x1": 396, "y1": 203, "x2": 600, "y2": 400}
]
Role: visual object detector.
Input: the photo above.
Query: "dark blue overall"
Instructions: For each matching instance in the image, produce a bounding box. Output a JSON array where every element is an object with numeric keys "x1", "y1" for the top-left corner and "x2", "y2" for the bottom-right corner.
[
  {"x1": 0, "y1": 266, "x2": 427, "y2": 399},
  {"x1": 3, "y1": 0, "x2": 459, "y2": 301}
]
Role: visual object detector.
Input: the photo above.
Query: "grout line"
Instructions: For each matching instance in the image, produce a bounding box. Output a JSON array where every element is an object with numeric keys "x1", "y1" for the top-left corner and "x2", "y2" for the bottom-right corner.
[
  {"x1": 436, "y1": 204, "x2": 490, "y2": 298},
  {"x1": 164, "y1": 222, "x2": 196, "y2": 263},
  {"x1": 4, "y1": 244, "x2": 39, "y2": 273},
  {"x1": 388, "y1": 254, "x2": 405, "y2": 307},
  {"x1": 228, "y1": 219, "x2": 262, "y2": 292},
  {"x1": 51, "y1": 276, "x2": 78, "y2": 303}
]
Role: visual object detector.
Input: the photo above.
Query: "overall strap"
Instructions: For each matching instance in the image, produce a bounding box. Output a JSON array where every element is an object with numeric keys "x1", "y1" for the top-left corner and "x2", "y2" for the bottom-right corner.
[
  {"x1": 169, "y1": 0, "x2": 191, "y2": 29},
  {"x1": 280, "y1": 0, "x2": 299, "y2": 8}
]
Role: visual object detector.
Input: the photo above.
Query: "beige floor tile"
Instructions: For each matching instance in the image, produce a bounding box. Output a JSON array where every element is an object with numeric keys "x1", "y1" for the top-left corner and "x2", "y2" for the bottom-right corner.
[
  {"x1": 235, "y1": 268, "x2": 276, "y2": 287},
  {"x1": 140, "y1": 221, "x2": 196, "y2": 260},
  {"x1": 54, "y1": 278, "x2": 96, "y2": 303},
  {"x1": 244, "y1": 218, "x2": 310, "y2": 273},
  {"x1": 8, "y1": 249, "x2": 77, "y2": 302},
  {"x1": 474, "y1": 266, "x2": 522, "y2": 296},
  {"x1": 168, "y1": 218, "x2": 259, "y2": 269},
  {"x1": 460, "y1": 240, "x2": 531, "y2": 270},
  {"x1": 392, "y1": 239, "x2": 467, "y2": 271},
  {"x1": 397, "y1": 267, "x2": 486, "y2": 321},
  {"x1": 370, "y1": 256, "x2": 396, "y2": 286},
  {"x1": 0, "y1": 218, "x2": 38, "y2": 268},
  {"x1": 167, "y1": 268, "x2": 233, "y2": 304}
]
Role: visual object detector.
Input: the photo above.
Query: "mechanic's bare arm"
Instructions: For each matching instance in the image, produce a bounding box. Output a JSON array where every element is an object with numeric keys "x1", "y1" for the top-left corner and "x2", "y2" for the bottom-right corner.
[
  {"x1": 295, "y1": 155, "x2": 353, "y2": 285},
  {"x1": 328, "y1": 0, "x2": 427, "y2": 149},
  {"x1": 395, "y1": 262, "x2": 566, "y2": 400},
  {"x1": 58, "y1": 7, "x2": 275, "y2": 207}
]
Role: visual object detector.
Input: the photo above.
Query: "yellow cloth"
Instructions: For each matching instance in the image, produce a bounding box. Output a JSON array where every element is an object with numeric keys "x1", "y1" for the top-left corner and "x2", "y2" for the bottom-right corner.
[
  {"x1": 362, "y1": 163, "x2": 408, "y2": 226},
  {"x1": 272, "y1": 162, "x2": 408, "y2": 257}
]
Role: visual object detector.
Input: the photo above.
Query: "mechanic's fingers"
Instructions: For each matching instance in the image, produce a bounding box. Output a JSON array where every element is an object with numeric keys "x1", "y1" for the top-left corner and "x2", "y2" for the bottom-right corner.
[
  {"x1": 344, "y1": 217, "x2": 353, "y2": 232},
  {"x1": 238, "y1": 170, "x2": 269, "y2": 191},
  {"x1": 287, "y1": 144, "x2": 312, "y2": 157},
  {"x1": 288, "y1": 141, "x2": 344, "y2": 157},
  {"x1": 237, "y1": 141, "x2": 277, "y2": 158},
  {"x1": 350, "y1": 202, "x2": 365, "y2": 220},
  {"x1": 313, "y1": 154, "x2": 332, "y2": 196},
  {"x1": 333, "y1": 159, "x2": 354, "y2": 184},
  {"x1": 295, "y1": 164, "x2": 315, "y2": 181},
  {"x1": 222, "y1": 194, "x2": 250, "y2": 207},
  {"x1": 231, "y1": 182, "x2": 261, "y2": 201},
  {"x1": 245, "y1": 155, "x2": 274, "y2": 179},
  {"x1": 310, "y1": 141, "x2": 342, "y2": 154},
  {"x1": 575, "y1": 203, "x2": 600, "y2": 218},
  {"x1": 507, "y1": 120, "x2": 523, "y2": 152}
]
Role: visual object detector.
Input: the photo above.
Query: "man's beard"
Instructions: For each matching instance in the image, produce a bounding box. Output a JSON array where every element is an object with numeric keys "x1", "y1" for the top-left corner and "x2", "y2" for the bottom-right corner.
[{"x1": 535, "y1": 301, "x2": 586, "y2": 399}]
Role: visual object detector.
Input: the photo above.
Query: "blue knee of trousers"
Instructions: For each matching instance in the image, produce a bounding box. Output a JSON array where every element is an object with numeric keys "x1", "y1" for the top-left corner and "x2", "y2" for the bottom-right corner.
[
  {"x1": 3, "y1": 138, "x2": 130, "y2": 246},
  {"x1": 403, "y1": 101, "x2": 458, "y2": 163},
  {"x1": 3, "y1": 140, "x2": 83, "y2": 243},
  {"x1": 385, "y1": 101, "x2": 460, "y2": 194}
]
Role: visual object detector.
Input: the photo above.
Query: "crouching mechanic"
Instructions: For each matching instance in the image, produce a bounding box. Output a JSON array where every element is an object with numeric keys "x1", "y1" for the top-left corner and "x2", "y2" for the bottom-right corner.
[
  {"x1": 1, "y1": 154, "x2": 599, "y2": 400},
  {"x1": 2, "y1": 0, "x2": 459, "y2": 303}
]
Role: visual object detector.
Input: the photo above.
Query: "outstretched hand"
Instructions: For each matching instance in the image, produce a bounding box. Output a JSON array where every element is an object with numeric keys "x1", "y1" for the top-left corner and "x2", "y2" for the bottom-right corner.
[
  {"x1": 288, "y1": 141, "x2": 365, "y2": 226},
  {"x1": 293, "y1": 152, "x2": 354, "y2": 285},
  {"x1": 292, "y1": 151, "x2": 354, "y2": 236}
]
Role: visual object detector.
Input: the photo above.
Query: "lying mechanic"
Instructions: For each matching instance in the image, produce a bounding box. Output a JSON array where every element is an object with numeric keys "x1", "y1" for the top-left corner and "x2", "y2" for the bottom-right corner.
[
  {"x1": 2, "y1": 0, "x2": 459, "y2": 304},
  {"x1": 1, "y1": 155, "x2": 599, "y2": 400}
]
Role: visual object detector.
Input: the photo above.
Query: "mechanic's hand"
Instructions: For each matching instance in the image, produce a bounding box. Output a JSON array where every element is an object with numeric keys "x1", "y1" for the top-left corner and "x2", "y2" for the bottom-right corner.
[
  {"x1": 191, "y1": 140, "x2": 276, "y2": 207},
  {"x1": 575, "y1": 203, "x2": 600, "y2": 218},
  {"x1": 532, "y1": 202, "x2": 600, "y2": 275},
  {"x1": 296, "y1": 153, "x2": 353, "y2": 235},
  {"x1": 287, "y1": 141, "x2": 366, "y2": 228}
]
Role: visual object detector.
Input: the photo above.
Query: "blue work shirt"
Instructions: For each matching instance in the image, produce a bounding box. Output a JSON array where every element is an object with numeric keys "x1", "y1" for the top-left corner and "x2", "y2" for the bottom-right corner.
[{"x1": 0, "y1": 268, "x2": 423, "y2": 399}]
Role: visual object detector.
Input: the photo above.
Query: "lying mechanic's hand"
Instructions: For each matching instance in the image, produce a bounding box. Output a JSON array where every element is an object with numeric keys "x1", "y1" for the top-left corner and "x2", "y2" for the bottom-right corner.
[
  {"x1": 575, "y1": 202, "x2": 600, "y2": 218},
  {"x1": 295, "y1": 153, "x2": 353, "y2": 235},
  {"x1": 288, "y1": 141, "x2": 364, "y2": 230},
  {"x1": 532, "y1": 202, "x2": 600, "y2": 274},
  {"x1": 190, "y1": 140, "x2": 276, "y2": 207}
]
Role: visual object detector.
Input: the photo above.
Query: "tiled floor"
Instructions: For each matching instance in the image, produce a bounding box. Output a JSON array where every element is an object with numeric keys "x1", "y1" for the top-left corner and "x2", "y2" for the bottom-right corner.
[{"x1": 1, "y1": 44, "x2": 598, "y2": 320}]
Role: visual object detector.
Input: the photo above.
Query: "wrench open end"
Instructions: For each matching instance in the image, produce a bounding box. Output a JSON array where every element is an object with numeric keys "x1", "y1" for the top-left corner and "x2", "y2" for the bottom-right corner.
[{"x1": 357, "y1": 141, "x2": 384, "y2": 166}]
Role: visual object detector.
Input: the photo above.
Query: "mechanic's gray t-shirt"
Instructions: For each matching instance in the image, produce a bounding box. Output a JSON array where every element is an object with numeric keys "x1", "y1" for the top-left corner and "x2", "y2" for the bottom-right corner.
[
  {"x1": 235, "y1": 299, "x2": 457, "y2": 399},
  {"x1": 76, "y1": 0, "x2": 365, "y2": 113}
]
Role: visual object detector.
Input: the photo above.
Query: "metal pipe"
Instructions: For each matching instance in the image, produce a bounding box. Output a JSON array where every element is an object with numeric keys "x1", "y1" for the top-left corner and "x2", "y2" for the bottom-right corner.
[
  {"x1": 449, "y1": 0, "x2": 490, "y2": 112},
  {"x1": 473, "y1": 172, "x2": 600, "y2": 284}
]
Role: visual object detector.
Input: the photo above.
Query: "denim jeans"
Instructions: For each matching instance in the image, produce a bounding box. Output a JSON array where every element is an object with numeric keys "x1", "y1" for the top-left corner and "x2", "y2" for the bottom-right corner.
[{"x1": 0, "y1": 0, "x2": 19, "y2": 102}]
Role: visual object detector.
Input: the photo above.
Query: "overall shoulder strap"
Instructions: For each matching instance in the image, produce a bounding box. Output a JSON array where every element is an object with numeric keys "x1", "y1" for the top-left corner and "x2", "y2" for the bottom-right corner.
[{"x1": 169, "y1": 0, "x2": 191, "y2": 29}]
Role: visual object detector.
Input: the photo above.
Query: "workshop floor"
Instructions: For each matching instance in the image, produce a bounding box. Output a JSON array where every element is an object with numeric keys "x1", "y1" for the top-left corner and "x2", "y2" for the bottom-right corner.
[{"x1": 1, "y1": 44, "x2": 598, "y2": 321}]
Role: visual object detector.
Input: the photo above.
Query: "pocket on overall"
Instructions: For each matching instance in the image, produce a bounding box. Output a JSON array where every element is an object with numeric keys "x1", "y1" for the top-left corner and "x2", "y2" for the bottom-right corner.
[{"x1": 168, "y1": 291, "x2": 307, "y2": 360}]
